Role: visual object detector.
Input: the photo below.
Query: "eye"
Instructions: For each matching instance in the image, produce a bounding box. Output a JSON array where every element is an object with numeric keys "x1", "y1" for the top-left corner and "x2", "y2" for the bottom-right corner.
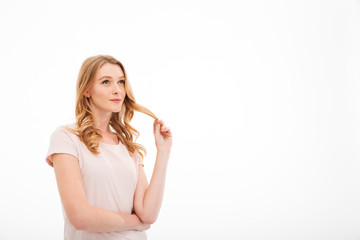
[
  {"x1": 101, "y1": 80, "x2": 110, "y2": 84},
  {"x1": 118, "y1": 80, "x2": 125, "y2": 84}
]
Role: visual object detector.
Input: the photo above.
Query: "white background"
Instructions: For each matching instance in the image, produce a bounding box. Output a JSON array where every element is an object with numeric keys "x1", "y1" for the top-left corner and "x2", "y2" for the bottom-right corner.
[{"x1": 0, "y1": 0, "x2": 359, "y2": 239}]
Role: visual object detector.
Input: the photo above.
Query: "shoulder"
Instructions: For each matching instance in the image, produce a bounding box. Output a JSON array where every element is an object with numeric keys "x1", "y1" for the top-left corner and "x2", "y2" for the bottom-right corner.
[
  {"x1": 51, "y1": 123, "x2": 78, "y2": 137},
  {"x1": 46, "y1": 123, "x2": 80, "y2": 167},
  {"x1": 48, "y1": 123, "x2": 81, "y2": 145}
]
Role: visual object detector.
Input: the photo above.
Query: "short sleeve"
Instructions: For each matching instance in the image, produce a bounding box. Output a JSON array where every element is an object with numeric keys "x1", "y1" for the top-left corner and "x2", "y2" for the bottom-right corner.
[
  {"x1": 133, "y1": 152, "x2": 144, "y2": 167},
  {"x1": 45, "y1": 126, "x2": 79, "y2": 167}
]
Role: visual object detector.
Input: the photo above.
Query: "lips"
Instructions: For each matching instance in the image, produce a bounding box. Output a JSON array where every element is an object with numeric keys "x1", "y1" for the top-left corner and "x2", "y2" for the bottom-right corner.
[{"x1": 110, "y1": 99, "x2": 122, "y2": 103}]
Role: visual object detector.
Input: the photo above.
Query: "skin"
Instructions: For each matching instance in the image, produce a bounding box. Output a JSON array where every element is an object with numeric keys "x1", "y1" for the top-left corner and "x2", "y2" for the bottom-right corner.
[
  {"x1": 84, "y1": 62, "x2": 127, "y2": 141},
  {"x1": 52, "y1": 63, "x2": 172, "y2": 232}
]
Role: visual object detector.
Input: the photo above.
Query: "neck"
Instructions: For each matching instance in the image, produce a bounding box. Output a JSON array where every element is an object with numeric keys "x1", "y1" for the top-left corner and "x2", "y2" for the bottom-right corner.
[{"x1": 92, "y1": 112, "x2": 113, "y2": 134}]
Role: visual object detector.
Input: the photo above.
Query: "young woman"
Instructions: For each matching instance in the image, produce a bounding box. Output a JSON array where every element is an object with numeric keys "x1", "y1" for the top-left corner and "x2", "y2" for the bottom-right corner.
[{"x1": 46, "y1": 55, "x2": 172, "y2": 240}]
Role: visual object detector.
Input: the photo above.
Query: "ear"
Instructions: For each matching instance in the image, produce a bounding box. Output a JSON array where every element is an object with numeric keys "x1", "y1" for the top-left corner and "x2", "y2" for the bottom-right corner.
[{"x1": 84, "y1": 90, "x2": 90, "y2": 98}]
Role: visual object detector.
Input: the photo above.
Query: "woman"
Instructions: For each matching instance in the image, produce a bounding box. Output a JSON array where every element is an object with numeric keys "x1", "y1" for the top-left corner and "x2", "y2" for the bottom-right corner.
[{"x1": 45, "y1": 55, "x2": 172, "y2": 240}]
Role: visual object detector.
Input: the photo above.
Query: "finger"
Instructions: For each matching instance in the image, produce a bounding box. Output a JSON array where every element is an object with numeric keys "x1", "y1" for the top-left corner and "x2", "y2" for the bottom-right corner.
[
  {"x1": 156, "y1": 125, "x2": 164, "y2": 138},
  {"x1": 154, "y1": 120, "x2": 160, "y2": 133},
  {"x1": 161, "y1": 126, "x2": 170, "y2": 132},
  {"x1": 161, "y1": 125, "x2": 170, "y2": 132}
]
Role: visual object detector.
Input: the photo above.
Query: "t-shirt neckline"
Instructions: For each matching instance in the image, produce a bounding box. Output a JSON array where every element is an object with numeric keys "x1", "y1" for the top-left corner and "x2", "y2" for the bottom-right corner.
[
  {"x1": 99, "y1": 133, "x2": 122, "y2": 146},
  {"x1": 99, "y1": 141, "x2": 121, "y2": 146}
]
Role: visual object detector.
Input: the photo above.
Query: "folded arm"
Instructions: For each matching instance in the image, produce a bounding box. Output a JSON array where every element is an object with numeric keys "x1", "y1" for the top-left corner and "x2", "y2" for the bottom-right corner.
[
  {"x1": 52, "y1": 153, "x2": 149, "y2": 232},
  {"x1": 133, "y1": 150, "x2": 170, "y2": 224}
]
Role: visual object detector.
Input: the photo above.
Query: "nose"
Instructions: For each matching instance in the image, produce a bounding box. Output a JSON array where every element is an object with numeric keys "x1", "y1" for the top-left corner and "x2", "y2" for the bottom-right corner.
[{"x1": 112, "y1": 82, "x2": 122, "y2": 95}]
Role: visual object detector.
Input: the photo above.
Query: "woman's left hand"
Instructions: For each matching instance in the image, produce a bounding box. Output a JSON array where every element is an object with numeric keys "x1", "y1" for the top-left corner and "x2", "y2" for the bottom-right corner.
[{"x1": 153, "y1": 119, "x2": 172, "y2": 152}]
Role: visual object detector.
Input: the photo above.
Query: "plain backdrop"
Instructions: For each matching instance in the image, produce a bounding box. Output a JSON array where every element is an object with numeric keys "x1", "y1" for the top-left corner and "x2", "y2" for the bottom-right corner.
[{"x1": 0, "y1": 0, "x2": 360, "y2": 239}]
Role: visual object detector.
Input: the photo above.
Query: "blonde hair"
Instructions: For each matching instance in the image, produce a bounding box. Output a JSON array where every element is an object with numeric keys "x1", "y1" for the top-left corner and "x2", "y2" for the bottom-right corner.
[{"x1": 67, "y1": 55, "x2": 157, "y2": 161}]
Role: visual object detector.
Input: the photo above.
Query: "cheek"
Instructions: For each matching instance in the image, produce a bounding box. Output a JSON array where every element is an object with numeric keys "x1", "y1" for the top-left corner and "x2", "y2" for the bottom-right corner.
[
  {"x1": 91, "y1": 88, "x2": 108, "y2": 102},
  {"x1": 122, "y1": 86, "x2": 127, "y2": 96}
]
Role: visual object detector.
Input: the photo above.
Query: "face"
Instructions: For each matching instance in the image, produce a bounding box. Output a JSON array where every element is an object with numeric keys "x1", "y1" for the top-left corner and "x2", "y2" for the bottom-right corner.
[{"x1": 85, "y1": 63, "x2": 126, "y2": 115}]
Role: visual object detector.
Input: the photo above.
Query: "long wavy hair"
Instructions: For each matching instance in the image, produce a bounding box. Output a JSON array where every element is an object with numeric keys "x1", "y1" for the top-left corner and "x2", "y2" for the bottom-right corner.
[{"x1": 66, "y1": 55, "x2": 157, "y2": 161}]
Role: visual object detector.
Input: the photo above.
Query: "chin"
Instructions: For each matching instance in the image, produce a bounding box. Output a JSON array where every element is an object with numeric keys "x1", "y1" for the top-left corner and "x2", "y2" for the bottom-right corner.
[{"x1": 111, "y1": 107, "x2": 123, "y2": 113}]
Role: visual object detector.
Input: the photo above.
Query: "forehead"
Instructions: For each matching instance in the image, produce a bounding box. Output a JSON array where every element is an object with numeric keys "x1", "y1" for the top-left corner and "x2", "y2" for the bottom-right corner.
[{"x1": 96, "y1": 63, "x2": 124, "y2": 78}]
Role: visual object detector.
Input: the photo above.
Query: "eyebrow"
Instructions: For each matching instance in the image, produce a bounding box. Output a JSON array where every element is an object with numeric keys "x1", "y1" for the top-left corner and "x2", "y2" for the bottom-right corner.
[{"x1": 98, "y1": 75, "x2": 125, "y2": 80}]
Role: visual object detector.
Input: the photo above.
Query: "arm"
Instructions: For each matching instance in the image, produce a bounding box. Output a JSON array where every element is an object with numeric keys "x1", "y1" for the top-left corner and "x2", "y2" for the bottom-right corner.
[
  {"x1": 52, "y1": 153, "x2": 150, "y2": 232},
  {"x1": 133, "y1": 119, "x2": 172, "y2": 224}
]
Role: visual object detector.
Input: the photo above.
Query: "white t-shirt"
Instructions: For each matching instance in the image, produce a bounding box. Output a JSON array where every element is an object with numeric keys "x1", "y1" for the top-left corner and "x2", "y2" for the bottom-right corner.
[{"x1": 46, "y1": 124, "x2": 147, "y2": 240}]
